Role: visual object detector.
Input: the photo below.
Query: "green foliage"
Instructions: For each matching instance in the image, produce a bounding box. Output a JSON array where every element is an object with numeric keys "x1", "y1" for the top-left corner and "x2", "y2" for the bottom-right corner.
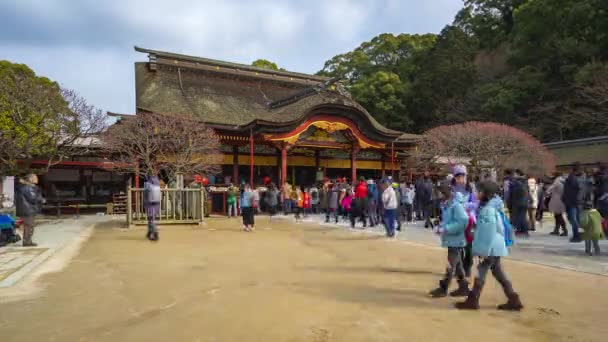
[
  {"x1": 318, "y1": 0, "x2": 608, "y2": 141},
  {"x1": 252, "y1": 59, "x2": 281, "y2": 71},
  {"x1": 0, "y1": 60, "x2": 73, "y2": 175},
  {"x1": 318, "y1": 33, "x2": 436, "y2": 131}
]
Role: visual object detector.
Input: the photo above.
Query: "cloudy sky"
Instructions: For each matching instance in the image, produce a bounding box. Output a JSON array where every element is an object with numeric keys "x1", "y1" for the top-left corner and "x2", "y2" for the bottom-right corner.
[{"x1": 1, "y1": 0, "x2": 462, "y2": 114}]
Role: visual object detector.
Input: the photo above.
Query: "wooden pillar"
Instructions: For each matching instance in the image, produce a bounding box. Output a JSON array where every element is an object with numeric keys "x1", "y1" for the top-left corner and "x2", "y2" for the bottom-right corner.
[
  {"x1": 232, "y1": 145, "x2": 239, "y2": 185},
  {"x1": 134, "y1": 162, "x2": 140, "y2": 218},
  {"x1": 351, "y1": 146, "x2": 358, "y2": 184},
  {"x1": 134, "y1": 163, "x2": 140, "y2": 188},
  {"x1": 381, "y1": 157, "x2": 386, "y2": 178},
  {"x1": 281, "y1": 145, "x2": 288, "y2": 186},
  {"x1": 249, "y1": 129, "x2": 254, "y2": 186},
  {"x1": 315, "y1": 150, "x2": 321, "y2": 169},
  {"x1": 391, "y1": 142, "x2": 395, "y2": 179}
]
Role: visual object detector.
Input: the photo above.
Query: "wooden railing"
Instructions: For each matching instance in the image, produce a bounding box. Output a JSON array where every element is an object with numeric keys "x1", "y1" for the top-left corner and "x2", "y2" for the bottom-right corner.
[{"x1": 126, "y1": 186, "x2": 205, "y2": 226}]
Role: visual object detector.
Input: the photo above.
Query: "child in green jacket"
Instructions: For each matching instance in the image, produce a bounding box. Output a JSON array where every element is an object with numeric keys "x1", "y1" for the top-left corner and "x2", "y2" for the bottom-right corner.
[{"x1": 579, "y1": 201, "x2": 604, "y2": 256}]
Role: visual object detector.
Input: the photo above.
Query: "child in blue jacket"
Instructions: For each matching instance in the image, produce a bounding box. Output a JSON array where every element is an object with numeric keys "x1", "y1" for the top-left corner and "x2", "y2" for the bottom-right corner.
[
  {"x1": 455, "y1": 181, "x2": 523, "y2": 311},
  {"x1": 429, "y1": 182, "x2": 471, "y2": 298}
]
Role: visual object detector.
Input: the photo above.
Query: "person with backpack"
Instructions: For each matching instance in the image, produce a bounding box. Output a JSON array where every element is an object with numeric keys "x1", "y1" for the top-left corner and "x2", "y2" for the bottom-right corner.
[
  {"x1": 428, "y1": 182, "x2": 470, "y2": 298},
  {"x1": 144, "y1": 175, "x2": 161, "y2": 241},
  {"x1": 508, "y1": 170, "x2": 530, "y2": 237},
  {"x1": 226, "y1": 183, "x2": 238, "y2": 218},
  {"x1": 455, "y1": 181, "x2": 523, "y2": 311},
  {"x1": 563, "y1": 163, "x2": 587, "y2": 243}
]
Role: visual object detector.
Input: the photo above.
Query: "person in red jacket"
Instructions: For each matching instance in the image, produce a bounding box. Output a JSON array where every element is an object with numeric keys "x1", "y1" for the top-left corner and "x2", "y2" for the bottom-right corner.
[
  {"x1": 352, "y1": 177, "x2": 369, "y2": 228},
  {"x1": 303, "y1": 189, "x2": 311, "y2": 218}
]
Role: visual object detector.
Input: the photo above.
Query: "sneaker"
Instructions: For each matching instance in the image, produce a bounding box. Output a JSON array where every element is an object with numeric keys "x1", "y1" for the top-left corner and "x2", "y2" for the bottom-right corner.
[
  {"x1": 22, "y1": 242, "x2": 38, "y2": 247},
  {"x1": 570, "y1": 237, "x2": 582, "y2": 243}
]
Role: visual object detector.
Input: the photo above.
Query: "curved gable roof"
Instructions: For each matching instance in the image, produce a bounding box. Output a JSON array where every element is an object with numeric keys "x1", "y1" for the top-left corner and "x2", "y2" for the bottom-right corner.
[{"x1": 134, "y1": 47, "x2": 418, "y2": 143}]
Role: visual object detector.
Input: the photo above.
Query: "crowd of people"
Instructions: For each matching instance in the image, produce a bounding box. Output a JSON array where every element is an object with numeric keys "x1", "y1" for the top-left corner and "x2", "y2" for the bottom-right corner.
[
  {"x1": 225, "y1": 162, "x2": 608, "y2": 312},
  {"x1": 229, "y1": 175, "x2": 432, "y2": 238}
]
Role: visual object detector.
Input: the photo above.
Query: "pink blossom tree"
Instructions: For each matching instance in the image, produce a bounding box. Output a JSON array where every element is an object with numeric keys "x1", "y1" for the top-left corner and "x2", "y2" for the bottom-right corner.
[{"x1": 411, "y1": 122, "x2": 555, "y2": 177}]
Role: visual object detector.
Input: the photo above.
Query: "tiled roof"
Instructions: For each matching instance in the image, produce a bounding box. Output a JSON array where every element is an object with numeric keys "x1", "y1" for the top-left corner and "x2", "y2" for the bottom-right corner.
[{"x1": 134, "y1": 47, "x2": 415, "y2": 142}]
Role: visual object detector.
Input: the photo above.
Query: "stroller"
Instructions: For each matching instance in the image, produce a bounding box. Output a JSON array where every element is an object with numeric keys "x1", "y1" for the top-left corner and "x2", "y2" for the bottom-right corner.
[{"x1": 0, "y1": 214, "x2": 22, "y2": 247}]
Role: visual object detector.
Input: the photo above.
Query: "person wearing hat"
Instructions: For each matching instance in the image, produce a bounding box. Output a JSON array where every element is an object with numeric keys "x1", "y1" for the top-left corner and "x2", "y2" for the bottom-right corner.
[
  {"x1": 450, "y1": 164, "x2": 478, "y2": 278},
  {"x1": 429, "y1": 182, "x2": 470, "y2": 298},
  {"x1": 381, "y1": 178, "x2": 398, "y2": 238},
  {"x1": 456, "y1": 181, "x2": 523, "y2": 311}
]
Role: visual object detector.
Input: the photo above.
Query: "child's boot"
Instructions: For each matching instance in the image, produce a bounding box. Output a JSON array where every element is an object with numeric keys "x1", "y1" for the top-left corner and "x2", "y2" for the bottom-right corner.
[
  {"x1": 449, "y1": 279, "x2": 470, "y2": 297},
  {"x1": 585, "y1": 240, "x2": 592, "y2": 256},
  {"x1": 455, "y1": 279, "x2": 483, "y2": 310},
  {"x1": 429, "y1": 279, "x2": 448, "y2": 298},
  {"x1": 497, "y1": 292, "x2": 523, "y2": 311}
]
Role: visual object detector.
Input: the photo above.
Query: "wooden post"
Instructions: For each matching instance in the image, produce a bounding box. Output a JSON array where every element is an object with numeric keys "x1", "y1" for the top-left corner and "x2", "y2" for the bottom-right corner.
[
  {"x1": 199, "y1": 187, "x2": 205, "y2": 224},
  {"x1": 391, "y1": 142, "x2": 395, "y2": 179},
  {"x1": 134, "y1": 163, "x2": 140, "y2": 218},
  {"x1": 351, "y1": 145, "x2": 358, "y2": 184},
  {"x1": 249, "y1": 129, "x2": 254, "y2": 186},
  {"x1": 281, "y1": 145, "x2": 288, "y2": 186},
  {"x1": 232, "y1": 145, "x2": 239, "y2": 185},
  {"x1": 126, "y1": 184, "x2": 132, "y2": 227},
  {"x1": 381, "y1": 157, "x2": 386, "y2": 178}
]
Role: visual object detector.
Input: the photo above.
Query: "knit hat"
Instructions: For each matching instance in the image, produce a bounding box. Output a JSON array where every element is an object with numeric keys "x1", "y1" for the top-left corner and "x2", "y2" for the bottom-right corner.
[{"x1": 452, "y1": 164, "x2": 467, "y2": 176}]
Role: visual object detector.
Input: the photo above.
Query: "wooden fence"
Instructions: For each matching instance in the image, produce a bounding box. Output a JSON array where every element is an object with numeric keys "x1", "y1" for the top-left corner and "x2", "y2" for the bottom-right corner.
[{"x1": 126, "y1": 186, "x2": 205, "y2": 226}]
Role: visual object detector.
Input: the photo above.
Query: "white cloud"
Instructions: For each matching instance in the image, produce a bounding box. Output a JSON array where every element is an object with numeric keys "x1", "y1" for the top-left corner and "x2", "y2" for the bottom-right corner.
[
  {"x1": 0, "y1": 0, "x2": 463, "y2": 114},
  {"x1": 318, "y1": 0, "x2": 372, "y2": 41}
]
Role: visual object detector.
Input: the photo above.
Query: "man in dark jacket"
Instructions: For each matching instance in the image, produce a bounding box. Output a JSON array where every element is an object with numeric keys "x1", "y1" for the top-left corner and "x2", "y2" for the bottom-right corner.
[
  {"x1": 596, "y1": 163, "x2": 608, "y2": 219},
  {"x1": 508, "y1": 170, "x2": 530, "y2": 236},
  {"x1": 16, "y1": 174, "x2": 44, "y2": 247},
  {"x1": 562, "y1": 163, "x2": 587, "y2": 242},
  {"x1": 421, "y1": 173, "x2": 435, "y2": 229}
]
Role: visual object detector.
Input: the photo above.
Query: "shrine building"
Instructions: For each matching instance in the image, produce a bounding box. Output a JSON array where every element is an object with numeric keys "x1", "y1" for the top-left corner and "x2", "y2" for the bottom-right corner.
[{"x1": 111, "y1": 47, "x2": 420, "y2": 186}]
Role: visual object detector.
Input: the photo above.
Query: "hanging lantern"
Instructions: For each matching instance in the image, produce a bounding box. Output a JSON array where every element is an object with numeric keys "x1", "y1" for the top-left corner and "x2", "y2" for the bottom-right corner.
[{"x1": 201, "y1": 177, "x2": 209, "y2": 186}]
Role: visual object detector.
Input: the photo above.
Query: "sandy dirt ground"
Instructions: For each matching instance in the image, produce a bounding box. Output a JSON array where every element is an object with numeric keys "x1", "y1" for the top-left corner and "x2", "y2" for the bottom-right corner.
[{"x1": 0, "y1": 217, "x2": 607, "y2": 342}]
